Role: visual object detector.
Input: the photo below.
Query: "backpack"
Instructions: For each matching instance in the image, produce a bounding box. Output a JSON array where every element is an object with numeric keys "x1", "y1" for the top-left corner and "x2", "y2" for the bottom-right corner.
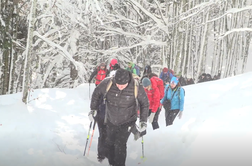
[
  {"x1": 134, "y1": 65, "x2": 141, "y2": 77},
  {"x1": 169, "y1": 69, "x2": 174, "y2": 75},
  {"x1": 151, "y1": 76, "x2": 164, "y2": 99}
]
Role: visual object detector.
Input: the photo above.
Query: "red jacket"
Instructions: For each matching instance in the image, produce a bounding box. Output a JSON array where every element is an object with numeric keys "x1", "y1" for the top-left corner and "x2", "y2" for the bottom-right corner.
[
  {"x1": 144, "y1": 79, "x2": 160, "y2": 113},
  {"x1": 95, "y1": 68, "x2": 107, "y2": 85}
]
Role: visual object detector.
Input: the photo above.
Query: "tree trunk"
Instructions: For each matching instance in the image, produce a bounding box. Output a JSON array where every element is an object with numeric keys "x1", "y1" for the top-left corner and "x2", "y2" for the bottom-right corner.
[{"x1": 22, "y1": 0, "x2": 37, "y2": 104}]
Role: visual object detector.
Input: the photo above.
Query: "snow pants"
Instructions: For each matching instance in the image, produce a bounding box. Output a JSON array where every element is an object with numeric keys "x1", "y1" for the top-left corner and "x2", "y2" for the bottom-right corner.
[
  {"x1": 96, "y1": 117, "x2": 107, "y2": 159},
  {"x1": 150, "y1": 108, "x2": 161, "y2": 130},
  {"x1": 104, "y1": 120, "x2": 135, "y2": 166},
  {"x1": 95, "y1": 96, "x2": 107, "y2": 159},
  {"x1": 165, "y1": 109, "x2": 179, "y2": 126}
]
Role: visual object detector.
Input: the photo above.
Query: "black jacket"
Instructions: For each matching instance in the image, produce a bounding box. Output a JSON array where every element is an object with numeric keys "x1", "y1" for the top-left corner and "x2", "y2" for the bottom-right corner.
[{"x1": 90, "y1": 73, "x2": 149, "y2": 126}]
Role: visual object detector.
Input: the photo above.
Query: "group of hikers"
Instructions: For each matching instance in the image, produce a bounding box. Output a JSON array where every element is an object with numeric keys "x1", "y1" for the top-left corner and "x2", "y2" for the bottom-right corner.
[
  {"x1": 87, "y1": 59, "x2": 186, "y2": 166},
  {"x1": 87, "y1": 59, "x2": 223, "y2": 166}
]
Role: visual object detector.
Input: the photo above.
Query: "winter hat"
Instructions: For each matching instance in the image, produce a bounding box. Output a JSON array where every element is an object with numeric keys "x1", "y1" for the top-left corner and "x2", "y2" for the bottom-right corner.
[
  {"x1": 110, "y1": 59, "x2": 118, "y2": 66},
  {"x1": 128, "y1": 62, "x2": 134, "y2": 67},
  {"x1": 100, "y1": 62, "x2": 106, "y2": 66},
  {"x1": 115, "y1": 69, "x2": 130, "y2": 85},
  {"x1": 163, "y1": 67, "x2": 168, "y2": 73},
  {"x1": 170, "y1": 76, "x2": 179, "y2": 85},
  {"x1": 144, "y1": 65, "x2": 152, "y2": 74},
  {"x1": 142, "y1": 77, "x2": 151, "y2": 87}
]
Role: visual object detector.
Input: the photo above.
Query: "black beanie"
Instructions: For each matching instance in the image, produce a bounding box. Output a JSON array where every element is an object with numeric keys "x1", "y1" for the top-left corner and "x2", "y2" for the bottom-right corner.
[{"x1": 115, "y1": 69, "x2": 130, "y2": 85}]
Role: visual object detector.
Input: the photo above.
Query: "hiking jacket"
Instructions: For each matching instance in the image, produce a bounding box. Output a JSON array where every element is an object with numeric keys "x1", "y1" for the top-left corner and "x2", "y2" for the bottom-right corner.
[
  {"x1": 159, "y1": 71, "x2": 173, "y2": 84},
  {"x1": 126, "y1": 64, "x2": 137, "y2": 75},
  {"x1": 89, "y1": 67, "x2": 109, "y2": 85},
  {"x1": 160, "y1": 84, "x2": 185, "y2": 111},
  {"x1": 90, "y1": 73, "x2": 149, "y2": 126},
  {"x1": 144, "y1": 78, "x2": 160, "y2": 113}
]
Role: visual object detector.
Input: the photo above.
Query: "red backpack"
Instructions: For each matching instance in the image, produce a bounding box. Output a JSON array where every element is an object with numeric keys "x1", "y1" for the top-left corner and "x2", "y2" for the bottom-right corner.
[{"x1": 150, "y1": 76, "x2": 164, "y2": 99}]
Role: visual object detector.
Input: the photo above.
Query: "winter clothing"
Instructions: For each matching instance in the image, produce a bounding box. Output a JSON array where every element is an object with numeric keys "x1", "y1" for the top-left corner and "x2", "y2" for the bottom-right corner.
[
  {"x1": 88, "y1": 110, "x2": 97, "y2": 122},
  {"x1": 143, "y1": 65, "x2": 152, "y2": 76},
  {"x1": 110, "y1": 59, "x2": 118, "y2": 69},
  {"x1": 160, "y1": 83, "x2": 185, "y2": 126},
  {"x1": 170, "y1": 76, "x2": 179, "y2": 85},
  {"x1": 143, "y1": 78, "x2": 161, "y2": 130},
  {"x1": 159, "y1": 69, "x2": 174, "y2": 84},
  {"x1": 142, "y1": 77, "x2": 151, "y2": 87},
  {"x1": 151, "y1": 76, "x2": 164, "y2": 99},
  {"x1": 163, "y1": 67, "x2": 168, "y2": 73},
  {"x1": 140, "y1": 72, "x2": 158, "y2": 84},
  {"x1": 165, "y1": 109, "x2": 180, "y2": 126},
  {"x1": 114, "y1": 68, "x2": 130, "y2": 85},
  {"x1": 150, "y1": 108, "x2": 161, "y2": 130},
  {"x1": 161, "y1": 84, "x2": 184, "y2": 111},
  {"x1": 144, "y1": 79, "x2": 160, "y2": 114},
  {"x1": 104, "y1": 120, "x2": 133, "y2": 166},
  {"x1": 89, "y1": 63, "x2": 109, "y2": 86},
  {"x1": 108, "y1": 59, "x2": 120, "y2": 77},
  {"x1": 90, "y1": 70, "x2": 149, "y2": 165},
  {"x1": 126, "y1": 62, "x2": 137, "y2": 75},
  {"x1": 149, "y1": 112, "x2": 155, "y2": 123}
]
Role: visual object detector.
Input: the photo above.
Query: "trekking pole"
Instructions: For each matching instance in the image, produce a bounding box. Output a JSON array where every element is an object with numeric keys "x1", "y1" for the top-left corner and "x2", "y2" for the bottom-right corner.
[
  {"x1": 83, "y1": 121, "x2": 93, "y2": 156},
  {"x1": 87, "y1": 120, "x2": 96, "y2": 156},
  {"x1": 141, "y1": 136, "x2": 145, "y2": 159}
]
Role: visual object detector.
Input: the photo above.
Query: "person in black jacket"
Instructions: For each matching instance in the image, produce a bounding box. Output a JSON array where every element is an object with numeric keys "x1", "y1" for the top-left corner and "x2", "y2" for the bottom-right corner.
[{"x1": 89, "y1": 69, "x2": 149, "y2": 166}]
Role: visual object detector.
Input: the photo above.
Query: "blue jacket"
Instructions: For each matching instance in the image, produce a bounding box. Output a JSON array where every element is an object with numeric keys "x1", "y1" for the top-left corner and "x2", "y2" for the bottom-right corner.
[
  {"x1": 160, "y1": 84, "x2": 185, "y2": 111},
  {"x1": 159, "y1": 71, "x2": 174, "y2": 83}
]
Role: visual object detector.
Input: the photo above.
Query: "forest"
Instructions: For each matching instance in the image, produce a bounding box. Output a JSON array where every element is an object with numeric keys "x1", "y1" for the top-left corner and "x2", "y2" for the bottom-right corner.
[{"x1": 1, "y1": 0, "x2": 252, "y2": 102}]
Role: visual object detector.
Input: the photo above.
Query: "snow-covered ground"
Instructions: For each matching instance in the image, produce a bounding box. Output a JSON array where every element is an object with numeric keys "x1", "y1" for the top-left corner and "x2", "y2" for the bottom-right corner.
[{"x1": 1, "y1": 72, "x2": 252, "y2": 166}]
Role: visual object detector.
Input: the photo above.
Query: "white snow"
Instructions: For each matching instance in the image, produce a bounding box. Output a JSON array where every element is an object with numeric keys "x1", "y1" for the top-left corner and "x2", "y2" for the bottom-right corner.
[{"x1": 1, "y1": 72, "x2": 252, "y2": 166}]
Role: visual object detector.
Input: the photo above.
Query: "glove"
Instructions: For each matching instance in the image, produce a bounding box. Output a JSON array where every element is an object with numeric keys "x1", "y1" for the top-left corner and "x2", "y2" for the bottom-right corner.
[
  {"x1": 88, "y1": 79, "x2": 91, "y2": 83},
  {"x1": 148, "y1": 112, "x2": 155, "y2": 123},
  {"x1": 88, "y1": 110, "x2": 97, "y2": 122},
  {"x1": 139, "y1": 122, "x2": 147, "y2": 132},
  {"x1": 178, "y1": 111, "x2": 183, "y2": 119}
]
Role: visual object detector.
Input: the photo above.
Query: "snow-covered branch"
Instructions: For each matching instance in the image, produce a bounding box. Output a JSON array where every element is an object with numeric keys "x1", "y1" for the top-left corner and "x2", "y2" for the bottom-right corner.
[{"x1": 219, "y1": 28, "x2": 252, "y2": 38}]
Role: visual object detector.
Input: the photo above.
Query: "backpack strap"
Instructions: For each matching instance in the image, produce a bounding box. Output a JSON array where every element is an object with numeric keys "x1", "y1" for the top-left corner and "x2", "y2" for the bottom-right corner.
[
  {"x1": 134, "y1": 80, "x2": 139, "y2": 107},
  {"x1": 103, "y1": 78, "x2": 113, "y2": 104}
]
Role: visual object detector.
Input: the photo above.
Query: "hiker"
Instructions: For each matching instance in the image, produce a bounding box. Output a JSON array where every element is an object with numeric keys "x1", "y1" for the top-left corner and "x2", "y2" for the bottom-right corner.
[
  {"x1": 160, "y1": 76, "x2": 185, "y2": 126},
  {"x1": 88, "y1": 62, "x2": 109, "y2": 86},
  {"x1": 89, "y1": 68, "x2": 149, "y2": 166},
  {"x1": 159, "y1": 67, "x2": 174, "y2": 84},
  {"x1": 126, "y1": 62, "x2": 141, "y2": 77},
  {"x1": 142, "y1": 77, "x2": 161, "y2": 130},
  {"x1": 140, "y1": 65, "x2": 158, "y2": 83},
  {"x1": 197, "y1": 73, "x2": 207, "y2": 83},
  {"x1": 108, "y1": 59, "x2": 120, "y2": 77}
]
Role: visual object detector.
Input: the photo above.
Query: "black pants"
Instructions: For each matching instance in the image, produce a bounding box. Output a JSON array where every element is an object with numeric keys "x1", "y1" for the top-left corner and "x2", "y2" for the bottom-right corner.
[
  {"x1": 104, "y1": 120, "x2": 134, "y2": 166},
  {"x1": 165, "y1": 109, "x2": 179, "y2": 126},
  {"x1": 95, "y1": 96, "x2": 107, "y2": 159},
  {"x1": 96, "y1": 117, "x2": 107, "y2": 158},
  {"x1": 150, "y1": 108, "x2": 161, "y2": 130}
]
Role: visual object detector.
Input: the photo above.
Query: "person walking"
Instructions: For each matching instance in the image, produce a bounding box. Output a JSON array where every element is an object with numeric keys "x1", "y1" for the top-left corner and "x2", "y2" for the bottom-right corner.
[
  {"x1": 141, "y1": 77, "x2": 161, "y2": 130},
  {"x1": 88, "y1": 62, "x2": 109, "y2": 86},
  {"x1": 108, "y1": 59, "x2": 120, "y2": 77},
  {"x1": 89, "y1": 68, "x2": 149, "y2": 166},
  {"x1": 160, "y1": 76, "x2": 185, "y2": 126}
]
